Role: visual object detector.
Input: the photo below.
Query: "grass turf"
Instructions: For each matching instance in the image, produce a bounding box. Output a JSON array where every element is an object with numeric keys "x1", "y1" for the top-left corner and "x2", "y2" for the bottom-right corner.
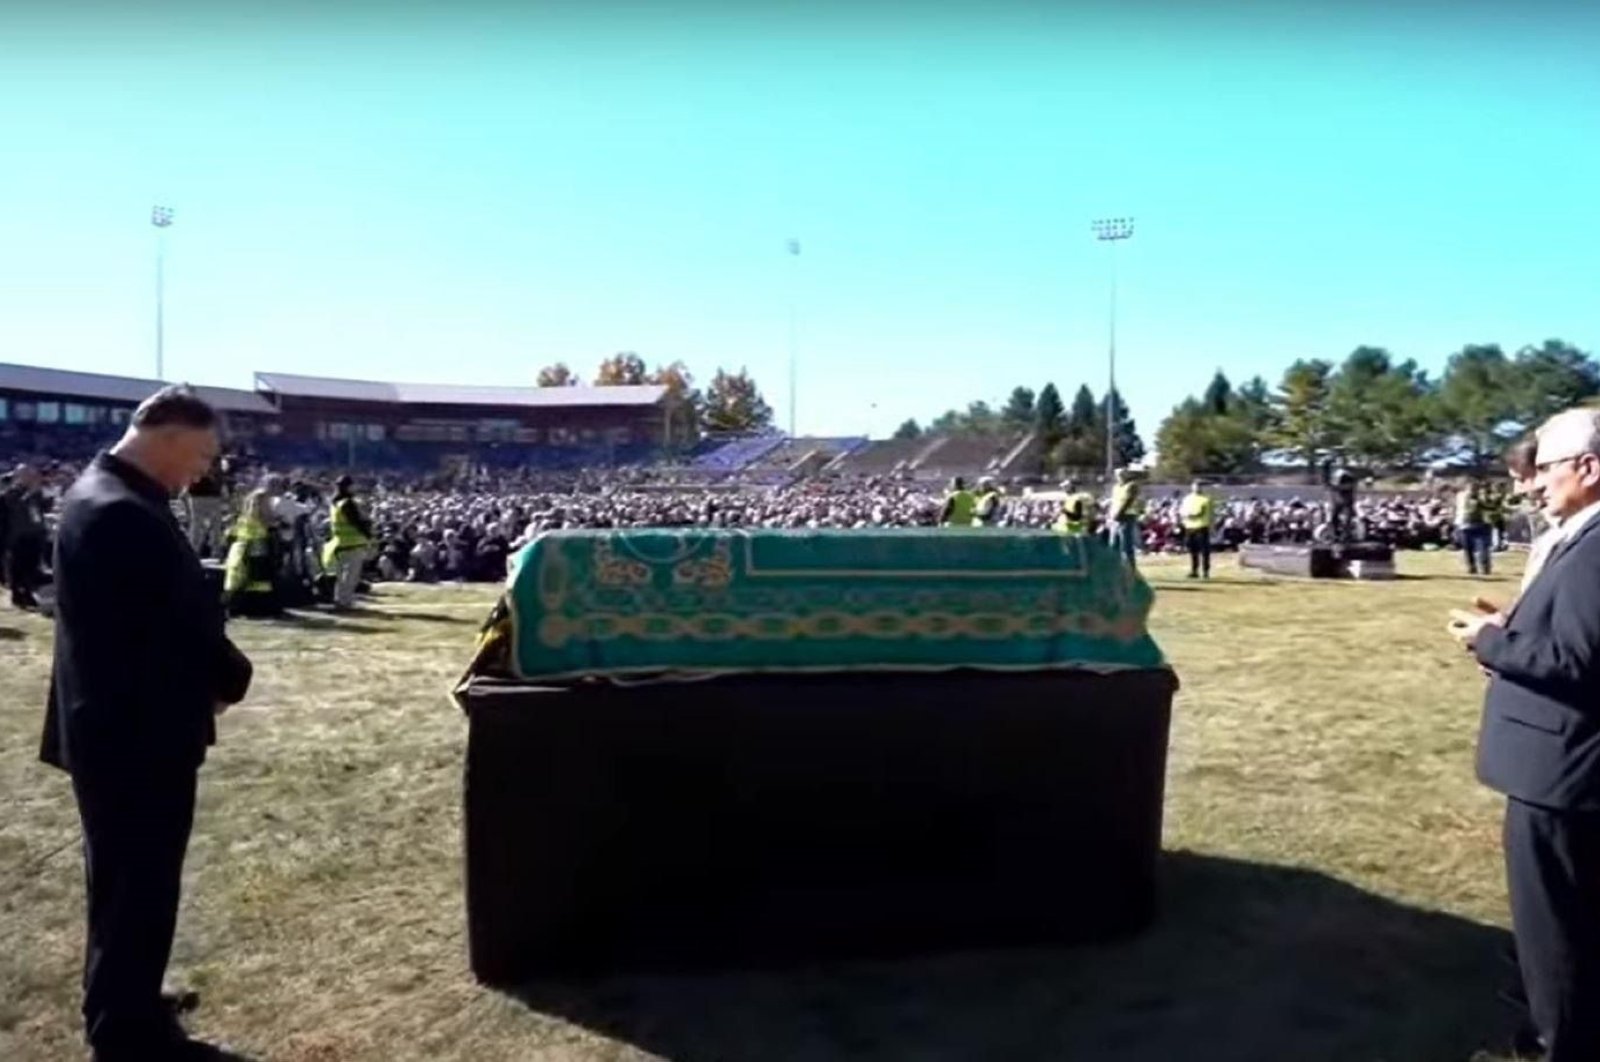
[{"x1": 0, "y1": 552, "x2": 1538, "y2": 1061}]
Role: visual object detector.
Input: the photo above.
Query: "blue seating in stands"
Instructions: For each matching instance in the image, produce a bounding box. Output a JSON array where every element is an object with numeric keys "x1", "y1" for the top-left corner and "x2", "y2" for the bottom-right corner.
[{"x1": 691, "y1": 435, "x2": 787, "y2": 472}]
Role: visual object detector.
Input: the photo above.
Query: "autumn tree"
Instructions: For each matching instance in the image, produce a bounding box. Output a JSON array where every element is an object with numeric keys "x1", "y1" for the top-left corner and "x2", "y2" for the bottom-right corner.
[
  {"x1": 536, "y1": 362, "x2": 577, "y2": 387},
  {"x1": 649, "y1": 360, "x2": 703, "y2": 448},
  {"x1": 702, "y1": 367, "x2": 774, "y2": 433},
  {"x1": 595, "y1": 351, "x2": 649, "y2": 386}
]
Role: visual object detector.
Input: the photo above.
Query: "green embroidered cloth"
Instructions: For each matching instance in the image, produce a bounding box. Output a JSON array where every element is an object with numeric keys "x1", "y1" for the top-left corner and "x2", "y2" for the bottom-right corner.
[{"x1": 488, "y1": 528, "x2": 1166, "y2": 683}]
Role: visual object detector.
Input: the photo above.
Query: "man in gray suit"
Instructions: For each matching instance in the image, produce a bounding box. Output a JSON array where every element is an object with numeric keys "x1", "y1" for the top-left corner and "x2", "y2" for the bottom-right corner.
[{"x1": 1451, "y1": 407, "x2": 1600, "y2": 1061}]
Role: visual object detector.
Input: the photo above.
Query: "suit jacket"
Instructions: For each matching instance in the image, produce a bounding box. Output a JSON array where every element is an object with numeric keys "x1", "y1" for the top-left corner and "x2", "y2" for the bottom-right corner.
[
  {"x1": 1475, "y1": 510, "x2": 1600, "y2": 810},
  {"x1": 3, "y1": 484, "x2": 47, "y2": 545},
  {"x1": 40, "y1": 453, "x2": 253, "y2": 778}
]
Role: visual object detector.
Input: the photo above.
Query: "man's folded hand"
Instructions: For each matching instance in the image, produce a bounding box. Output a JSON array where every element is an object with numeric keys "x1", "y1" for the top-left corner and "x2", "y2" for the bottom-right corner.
[{"x1": 1449, "y1": 607, "x2": 1503, "y2": 649}]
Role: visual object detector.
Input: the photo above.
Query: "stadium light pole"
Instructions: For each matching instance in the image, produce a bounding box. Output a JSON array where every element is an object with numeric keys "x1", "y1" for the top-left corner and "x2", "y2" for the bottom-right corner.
[
  {"x1": 1091, "y1": 216, "x2": 1134, "y2": 485},
  {"x1": 786, "y1": 237, "x2": 800, "y2": 437},
  {"x1": 152, "y1": 205, "x2": 175, "y2": 380}
]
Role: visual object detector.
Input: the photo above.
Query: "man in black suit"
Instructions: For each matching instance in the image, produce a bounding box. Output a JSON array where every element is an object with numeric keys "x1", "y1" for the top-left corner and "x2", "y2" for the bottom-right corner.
[
  {"x1": 1451, "y1": 407, "x2": 1600, "y2": 1062},
  {"x1": 5, "y1": 462, "x2": 49, "y2": 609},
  {"x1": 40, "y1": 386, "x2": 254, "y2": 1061}
]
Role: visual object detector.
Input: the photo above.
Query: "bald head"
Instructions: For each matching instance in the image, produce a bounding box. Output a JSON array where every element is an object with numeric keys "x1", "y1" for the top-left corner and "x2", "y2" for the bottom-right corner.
[{"x1": 1533, "y1": 408, "x2": 1600, "y2": 521}]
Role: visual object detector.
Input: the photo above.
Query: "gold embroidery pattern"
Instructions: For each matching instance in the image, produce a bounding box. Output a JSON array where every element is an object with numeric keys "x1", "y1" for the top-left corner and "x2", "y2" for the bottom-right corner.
[
  {"x1": 592, "y1": 539, "x2": 651, "y2": 587},
  {"x1": 537, "y1": 607, "x2": 1147, "y2": 648},
  {"x1": 672, "y1": 540, "x2": 733, "y2": 588}
]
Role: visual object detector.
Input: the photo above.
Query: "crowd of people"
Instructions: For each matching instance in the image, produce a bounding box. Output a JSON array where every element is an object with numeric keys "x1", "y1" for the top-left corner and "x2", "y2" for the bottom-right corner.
[
  {"x1": 30, "y1": 382, "x2": 1596, "y2": 1062},
  {"x1": 0, "y1": 451, "x2": 1529, "y2": 612}
]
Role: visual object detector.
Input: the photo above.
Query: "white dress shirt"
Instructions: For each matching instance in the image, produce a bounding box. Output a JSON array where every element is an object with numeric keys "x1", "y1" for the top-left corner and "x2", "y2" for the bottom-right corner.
[
  {"x1": 1523, "y1": 525, "x2": 1562, "y2": 592},
  {"x1": 1521, "y1": 499, "x2": 1600, "y2": 592}
]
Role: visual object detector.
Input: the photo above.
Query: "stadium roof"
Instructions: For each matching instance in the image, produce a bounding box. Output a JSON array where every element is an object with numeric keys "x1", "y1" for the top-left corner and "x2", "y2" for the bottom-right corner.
[
  {"x1": 253, "y1": 371, "x2": 667, "y2": 408},
  {"x1": 0, "y1": 362, "x2": 278, "y2": 414}
]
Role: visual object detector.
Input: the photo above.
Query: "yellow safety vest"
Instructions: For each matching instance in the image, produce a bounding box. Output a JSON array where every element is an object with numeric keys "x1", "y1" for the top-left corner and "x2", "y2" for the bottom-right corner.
[
  {"x1": 329, "y1": 497, "x2": 371, "y2": 550},
  {"x1": 944, "y1": 490, "x2": 977, "y2": 527},
  {"x1": 1110, "y1": 482, "x2": 1143, "y2": 521},
  {"x1": 1055, "y1": 492, "x2": 1094, "y2": 535},
  {"x1": 1179, "y1": 492, "x2": 1213, "y2": 531},
  {"x1": 232, "y1": 512, "x2": 268, "y2": 544},
  {"x1": 323, "y1": 496, "x2": 371, "y2": 568},
  {"x1": 974, "y1": 490, "x2": 1001, "y2": 525},
  {"x1": 223, "y1": 513, "x2": 272, "y2": 594},
  {"x1": 1455, "y1": 490, "x2": 1483, "y2": 527}
]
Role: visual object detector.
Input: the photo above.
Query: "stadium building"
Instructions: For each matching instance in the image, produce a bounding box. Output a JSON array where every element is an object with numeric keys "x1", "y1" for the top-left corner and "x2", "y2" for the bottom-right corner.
[
  {"x1": 251, "y1": 371, "x2": 670, "y2": 469},
  {"x1": 0, "y1": 362, "x2": 673, "y2": 470}
]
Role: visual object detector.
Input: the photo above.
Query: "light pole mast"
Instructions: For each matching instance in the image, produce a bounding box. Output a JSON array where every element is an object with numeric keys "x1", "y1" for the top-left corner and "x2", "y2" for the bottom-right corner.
[
  {"x1": 786, "y1": 237, "x2": 800, "y2": 437},
  {"x1": 152, "y1": 205, "x2": 175, "y2": 380},
  {"x1": 1091, "y1": 217, "x2": 1134, "y2": 484}
]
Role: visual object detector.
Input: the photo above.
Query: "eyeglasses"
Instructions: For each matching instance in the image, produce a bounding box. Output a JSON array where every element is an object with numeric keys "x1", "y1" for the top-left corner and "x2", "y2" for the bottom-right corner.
[{"x1": 1535, "y1": 454, "x2": 1595, "y2": 473}]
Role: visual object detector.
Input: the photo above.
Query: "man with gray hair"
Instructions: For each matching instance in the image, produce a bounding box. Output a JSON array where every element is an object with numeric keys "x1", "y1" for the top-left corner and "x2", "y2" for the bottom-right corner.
[
  {"x1": 1450, "y1": 406, "x2": 1600, "y2": 1061},
  {"x1": 41, "y1": 385, "x2": 254, "y2": 1060}
]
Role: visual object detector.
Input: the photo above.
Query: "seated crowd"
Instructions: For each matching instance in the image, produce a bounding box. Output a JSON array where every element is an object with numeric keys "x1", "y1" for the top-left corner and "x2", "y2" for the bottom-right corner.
[{"x1": 0, "y1": 455, "x2": 1519, "y2": 607}]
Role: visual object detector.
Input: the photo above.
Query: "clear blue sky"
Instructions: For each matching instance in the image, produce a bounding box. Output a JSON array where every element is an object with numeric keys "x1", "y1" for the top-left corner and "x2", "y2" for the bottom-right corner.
[{"x1": 2, "y1": 0, "x2": 1596, "y2": 441}]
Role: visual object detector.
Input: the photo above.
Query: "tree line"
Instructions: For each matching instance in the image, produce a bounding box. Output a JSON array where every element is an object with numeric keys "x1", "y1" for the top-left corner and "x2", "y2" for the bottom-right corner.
[
  {"x1": 894, "y1": 383, "x2": 1147, "y2": 471},
  {"x1": 536, "y1": 354, "x2": 775, "y2": 443},
  {"x1": 1153, "y1": 339, "x2": 1598, "y2": 478},
  {"x1": 541, "y1": 338, "x2": 1597, "y2": 476}
]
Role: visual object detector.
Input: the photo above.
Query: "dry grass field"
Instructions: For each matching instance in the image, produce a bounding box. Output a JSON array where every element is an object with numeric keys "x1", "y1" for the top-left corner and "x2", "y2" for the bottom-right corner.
[{"x1": 0, "y1": 552, "x2": 1540, "y2": 1061}]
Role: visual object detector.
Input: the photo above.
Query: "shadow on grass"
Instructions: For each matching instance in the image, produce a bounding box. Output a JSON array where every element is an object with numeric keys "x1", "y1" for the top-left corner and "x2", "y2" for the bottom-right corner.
[
  {"x1": 0, "y1": 627, "x2": 23, "y2": 640},
  {"x1": 246, "y1": 612, "x2": 386, "y2": 635},
  {"x1": 342, "y1": 605, "x2": 479, "y2": 625},
  {"x1": 502, "y1": 851, "x2": 1516, "y2": 1062},
  {"x1": 1394, "y1": 573, "x2": 1507, "y2": 584}
]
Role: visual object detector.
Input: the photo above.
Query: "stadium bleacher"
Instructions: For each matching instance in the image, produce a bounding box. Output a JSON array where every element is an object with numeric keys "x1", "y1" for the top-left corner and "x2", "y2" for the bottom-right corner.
[
  {"x1": 828, "y1": 437, "x2": 931, "y2": 476},
  {"x1": 690, "y1": 434, "x2": 787, "y2": 473},
  {"x1": 746, "y1": 436, "x2": 869, "y2": 471},
  {"x1": 910, "y1": 435, "x2": 1022, "y2": 481},
  {"x1": 0, "y1": 423, "x2": 1034, "y2": 486}
]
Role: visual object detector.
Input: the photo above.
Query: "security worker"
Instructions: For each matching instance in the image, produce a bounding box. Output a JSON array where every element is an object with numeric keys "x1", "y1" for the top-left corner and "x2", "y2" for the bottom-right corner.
[
  {"x1": 1483, "y1": 482, "x2": 1508, "y2": 551},
  {"x1": 940, "y1": 477, "x2": 977, "y2": 527},
  {"x1": 1107, "y1": 467, "x2": 1144, "y2": 567},
  {"x1": 1456, "y1": 479, "x2": 1492, "y2": 576},
  {"x1": 1054, "y1": 478, "x2": 1095, "y2": 535},
  {"x1": 222, "y1": 487, "x2": 279, "y2": 617},
  {"x1": 322, "y1": 475, "x2": 373, "y2": 610},
  {"x1": 1179, "y1": 479, "x2": 1215, "y2": 579},
  {"x1": 973, "y1": 476, "x2": 1003, "y2": 527}
]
